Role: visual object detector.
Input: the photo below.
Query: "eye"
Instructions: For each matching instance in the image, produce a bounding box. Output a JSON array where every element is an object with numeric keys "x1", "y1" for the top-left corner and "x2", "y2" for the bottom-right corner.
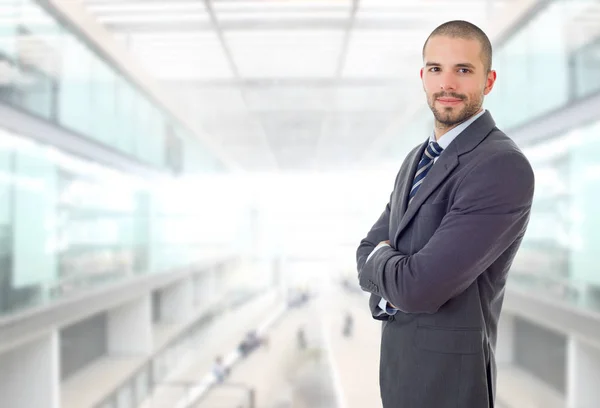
[
  {"x1": 458, "y1": 68, "x2": 472, "y2": 74},
  {"x1": 428, "y1": 67, "x2": 440, "y2": 72}
]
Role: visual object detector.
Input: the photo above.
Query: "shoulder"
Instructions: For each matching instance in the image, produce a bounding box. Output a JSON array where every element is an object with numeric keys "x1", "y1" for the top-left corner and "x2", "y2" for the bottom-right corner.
[
  {"x1": 457, "y1": 129, "x2": 535, "y2": 204},
  {"x1": 480, "y1": 128, "x2": 526, "y2": 156},
  {"x1": 469, "y1": 128, "x2": 532, "y2": 175}
]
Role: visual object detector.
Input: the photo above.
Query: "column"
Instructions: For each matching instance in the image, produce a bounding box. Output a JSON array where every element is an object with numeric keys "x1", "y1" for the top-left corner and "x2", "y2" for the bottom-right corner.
[
  {"x1": 107, "y1": 294, "x2": 152, "y2": 355},
  {"x1": 496, "y1": 312, "x2": 515, "y2": 365},
  {"x1": 160, "y1": 277, "x2": 194, "y2": 323},
  {"x1": 0, "y1": 332, "x2": 60, "y2": 408},
  {"x1": 193, "y1": 271, "x2": 214, "y2": 308},
  {"x1": 208, "y1": 265, "x2": 219, "y2": 303},
  {"x1": 567, "y1": 336, "x2": 600, "y2": 408}
]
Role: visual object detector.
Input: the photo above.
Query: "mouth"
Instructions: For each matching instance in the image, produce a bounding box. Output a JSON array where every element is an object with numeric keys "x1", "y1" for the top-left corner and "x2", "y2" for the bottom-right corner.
[{"x1": 436, "y1": 98, "x2": 464, "y2": 106}]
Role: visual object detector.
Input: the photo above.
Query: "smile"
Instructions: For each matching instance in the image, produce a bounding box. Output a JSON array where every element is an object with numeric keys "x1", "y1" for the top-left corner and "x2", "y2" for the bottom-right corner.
[{"x1": 436, "y1": 98, "x2": 463, "y2": 106}]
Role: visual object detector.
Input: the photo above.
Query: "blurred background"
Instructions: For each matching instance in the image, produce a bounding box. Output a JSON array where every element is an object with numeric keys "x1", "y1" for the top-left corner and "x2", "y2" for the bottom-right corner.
[{"x1": 0, "y1": 0, "x2": 599, "y2": 407}]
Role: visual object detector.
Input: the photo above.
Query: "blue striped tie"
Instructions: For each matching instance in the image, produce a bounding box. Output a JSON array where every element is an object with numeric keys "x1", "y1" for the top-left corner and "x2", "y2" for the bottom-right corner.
[{"x1": 408, "y1": 141, "x2": 444, "y2": 204}]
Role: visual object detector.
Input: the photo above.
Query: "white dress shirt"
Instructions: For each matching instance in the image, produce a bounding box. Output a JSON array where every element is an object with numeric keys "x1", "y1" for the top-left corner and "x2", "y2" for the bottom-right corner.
[{"x1": 372, "y1": 109, "x2": 487, "y2": 315}]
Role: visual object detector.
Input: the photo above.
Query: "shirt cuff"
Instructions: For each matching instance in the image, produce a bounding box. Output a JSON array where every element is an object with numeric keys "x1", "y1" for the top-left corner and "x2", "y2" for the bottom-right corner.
[
  {"x1": 366, "y1": 242, "x2": 390, "y2": 263},
  {"x1": 377, "y1": 297, "x2": 398, "y2": 315}
]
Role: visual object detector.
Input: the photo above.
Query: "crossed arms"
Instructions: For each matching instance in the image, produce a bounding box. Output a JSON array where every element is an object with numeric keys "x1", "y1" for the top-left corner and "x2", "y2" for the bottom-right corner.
[{"x1": 356, "y1": 151, "x2": 534, "y2": 315}]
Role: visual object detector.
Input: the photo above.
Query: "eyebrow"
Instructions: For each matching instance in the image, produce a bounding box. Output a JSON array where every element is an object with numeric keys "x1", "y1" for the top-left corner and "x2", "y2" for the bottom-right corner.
[{"x1": 425, "y1": 62, "x2": 477, "y2": 70}]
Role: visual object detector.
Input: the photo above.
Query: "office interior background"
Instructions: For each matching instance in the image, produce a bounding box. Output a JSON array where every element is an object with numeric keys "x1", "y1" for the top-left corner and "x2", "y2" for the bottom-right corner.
[{"x1": 0, "y1": 0, "x2": 599, "y2": 407}]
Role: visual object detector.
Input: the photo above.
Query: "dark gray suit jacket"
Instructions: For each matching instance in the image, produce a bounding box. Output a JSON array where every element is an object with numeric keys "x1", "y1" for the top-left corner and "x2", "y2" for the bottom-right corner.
[{"x1": 356, "y1": 111, "x2": 534, "y2": 408}]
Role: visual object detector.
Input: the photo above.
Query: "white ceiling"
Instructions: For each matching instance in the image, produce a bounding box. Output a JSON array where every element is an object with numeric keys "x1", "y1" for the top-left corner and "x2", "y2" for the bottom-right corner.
[{"x1": 80, "y1": 0, "x2": 523, "y2": 171}]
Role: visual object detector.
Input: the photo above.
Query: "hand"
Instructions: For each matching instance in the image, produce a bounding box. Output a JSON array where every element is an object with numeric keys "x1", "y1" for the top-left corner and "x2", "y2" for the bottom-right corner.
[
  {"x1": 388, "y1": 301, "x2": 399, "y2": 309},
  {"x1": 379, "y1": 240, "x2": 390, "y2": 246}
]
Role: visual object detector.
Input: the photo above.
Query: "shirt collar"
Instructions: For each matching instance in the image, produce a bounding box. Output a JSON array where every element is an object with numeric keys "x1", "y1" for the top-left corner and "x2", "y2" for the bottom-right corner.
[{"x1": 429, "y1": 109, "x2": 487, "y2": 150}]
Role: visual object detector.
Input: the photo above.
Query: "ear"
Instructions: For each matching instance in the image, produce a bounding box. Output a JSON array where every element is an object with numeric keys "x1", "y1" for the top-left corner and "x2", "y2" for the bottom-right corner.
[
  {"x1": 420, "y1": 67, "x2": 424, "y2": 79},
  {"x1": 484, "y1": 70, "x2": 497, "y2": 95}
]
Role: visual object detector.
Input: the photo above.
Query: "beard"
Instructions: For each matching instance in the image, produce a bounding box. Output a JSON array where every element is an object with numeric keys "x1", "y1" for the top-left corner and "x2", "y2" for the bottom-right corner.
[{"x1": 427, "y1": 91, "x2": 482, "y2": 127}]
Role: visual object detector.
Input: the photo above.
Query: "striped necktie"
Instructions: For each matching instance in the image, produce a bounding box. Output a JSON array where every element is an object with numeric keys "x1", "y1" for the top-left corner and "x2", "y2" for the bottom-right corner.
[{"x1": 408, "y1": 141, "x2": 444, "y2": 204}]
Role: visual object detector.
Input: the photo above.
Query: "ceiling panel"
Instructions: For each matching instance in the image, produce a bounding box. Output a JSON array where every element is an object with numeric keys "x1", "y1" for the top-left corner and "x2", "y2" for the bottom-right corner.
[
  {"x1": 87, "y1": 2, "x2": 206, "y2": 14},
  {"x1": 342, "y1": 30, "x2": 424, "y2": 78},
  {"x1": 97, "y1": 13, "x2": 210, "y2": 24},
  {"x1": 243, "y1": 85, "x2": 334, "y2": 112},
  {"x1": 332, "y1": 84, "x2": 410, "y2": 112},
  {"x1": 165, "y1": 83, "x2": 249, "y2": 115},
  {"x1": 217, "y1": 10, "x2": 350, "y2": 21},
  {"x1": 213, "y1": 0, "x2": 353, "y2": 12},
  {"x1": 128, "y1": 32, "x2": 234, "y2": 79},
  {"x1": 80, "y1": 0, "x2": 529, "y2": 171},
  {"x1": 226, "y1": 30, "x2": 345, "y2": 78}
]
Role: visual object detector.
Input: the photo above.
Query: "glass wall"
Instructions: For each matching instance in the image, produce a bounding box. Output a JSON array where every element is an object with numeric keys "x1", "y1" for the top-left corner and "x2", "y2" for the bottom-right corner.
[
  {"x1": 485, "y1": 0, "x2": 600, "y2": 129},
  {"x1": 0, "y1": 0, "x2": 223, "y2": 173},
  {"x1": 511, "y1": 118, "x2": 600, "y2": 310},
  {"x1": 0, "y1": 0, "x2": 233, "y2": 317},
  {"x1": 0, "y1": 125, "x2": 238, "y2": 317}
]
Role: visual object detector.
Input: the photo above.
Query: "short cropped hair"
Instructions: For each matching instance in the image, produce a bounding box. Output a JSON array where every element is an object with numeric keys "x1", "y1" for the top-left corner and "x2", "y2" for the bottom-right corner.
[{"x1": 422, "y1": 20, "x2": 493, "y2": 72}]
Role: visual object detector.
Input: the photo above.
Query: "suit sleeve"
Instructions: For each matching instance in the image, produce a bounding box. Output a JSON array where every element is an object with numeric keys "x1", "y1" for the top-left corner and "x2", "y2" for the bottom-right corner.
[
  {"x1": 358, "y1": 151, "x2": 535, "y2": 314},
  {"x1": 357, "y1": 172, "x2": 403, "y2": 320},
  {"x1": 355, "y1": 199, "x2": 392, "y2": 320},
  {"x1": 356, "y1": 201, "x2": 391, "y2": 271}
]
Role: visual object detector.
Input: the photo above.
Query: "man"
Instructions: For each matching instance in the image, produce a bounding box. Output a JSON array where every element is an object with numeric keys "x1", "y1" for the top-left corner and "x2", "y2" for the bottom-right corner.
[{"x1": 356, "y1": 20, "x2": 534, "y2": 408}]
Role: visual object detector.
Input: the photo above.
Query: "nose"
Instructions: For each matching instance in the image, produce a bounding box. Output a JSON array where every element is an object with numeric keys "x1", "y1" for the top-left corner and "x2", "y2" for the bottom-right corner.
[{"x1": 439, "y1": 72, "x2": 457, "y2": 91}]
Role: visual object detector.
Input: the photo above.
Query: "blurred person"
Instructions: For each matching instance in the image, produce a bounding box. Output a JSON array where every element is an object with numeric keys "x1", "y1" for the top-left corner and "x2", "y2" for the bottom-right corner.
[
  {"x1": 342, "y1": 311, "x2": 353, "y2": 338},
  {"x1": 296, "y1": 326, "x2": 307, "y2": 350},
  {"x1": 356, "y1": 20, "x2": 535, "y2": 408},
  {"x1": 238, "y1": 331, "x2": 254, "y2": 357},
  {"x1": 212, "y1": 355, "x2": 229, "y2": 383},
  {"x1": 238, "y1": 330, "x2": 266, "y2": 357}
]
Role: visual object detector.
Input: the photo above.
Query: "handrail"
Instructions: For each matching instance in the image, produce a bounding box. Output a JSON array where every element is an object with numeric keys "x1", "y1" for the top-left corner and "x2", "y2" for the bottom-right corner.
[
  {"x1": 91, "y1": 301, "x2": 222, "y2": 408},
  {"x1": 93, "y1": 288, "x2": 269, "y2": 408},
  {"x1": 508, "y1": 269, "x2": 599, "y2": 310},
  {"x1": 175, "y1": 302, "x2": 287, "y2": 408}
]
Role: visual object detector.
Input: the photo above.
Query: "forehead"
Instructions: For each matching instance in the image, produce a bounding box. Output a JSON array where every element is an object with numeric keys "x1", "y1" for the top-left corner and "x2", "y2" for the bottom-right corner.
[{"x1": 423, "y1": 35, "x2": 483, "y2": 65}]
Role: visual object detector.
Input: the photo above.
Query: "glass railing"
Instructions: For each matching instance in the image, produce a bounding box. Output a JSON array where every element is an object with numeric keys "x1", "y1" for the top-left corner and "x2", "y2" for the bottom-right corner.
[
  {"x1": 0, "y1": 125, "x2": 233, "y2": 318},
  {"x1": 509, "y1": 270, "x2": 600, "y2": 313},
  {"x1": 485, "y1": 0, "x2": 600, "y2": 130},
  {"x1": 570, "y1": 34, "x2": 600, "y2": 100},
  {"x1": 93, "y1": 288, "x2": 268, "y2": 408},
  {"x1": 0, "y1": 0, "x2": 223, "y2": 173}
]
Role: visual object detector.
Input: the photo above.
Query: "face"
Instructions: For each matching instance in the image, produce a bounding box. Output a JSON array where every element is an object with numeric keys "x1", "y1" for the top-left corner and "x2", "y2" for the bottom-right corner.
[{"x1": 421, "y1": 35, "x2": 496, "y2": 130}]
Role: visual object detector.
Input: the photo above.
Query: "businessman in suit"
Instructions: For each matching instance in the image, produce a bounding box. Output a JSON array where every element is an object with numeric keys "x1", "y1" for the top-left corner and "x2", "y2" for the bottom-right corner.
[{"x1": 356, "y1": 20, "x2": 535, "y2": 408}]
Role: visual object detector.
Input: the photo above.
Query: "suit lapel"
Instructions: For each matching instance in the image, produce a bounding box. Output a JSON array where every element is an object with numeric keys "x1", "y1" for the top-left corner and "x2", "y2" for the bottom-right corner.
[
  {"x1": 398, "y1": 142, "x2": 427, "y2": 216},
  {"x1": 395, "y1": 143, "x2": 459, "y2": 240},
  {"x1": 393, "y1": 110, "x2": 497, "y2": 242}
]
